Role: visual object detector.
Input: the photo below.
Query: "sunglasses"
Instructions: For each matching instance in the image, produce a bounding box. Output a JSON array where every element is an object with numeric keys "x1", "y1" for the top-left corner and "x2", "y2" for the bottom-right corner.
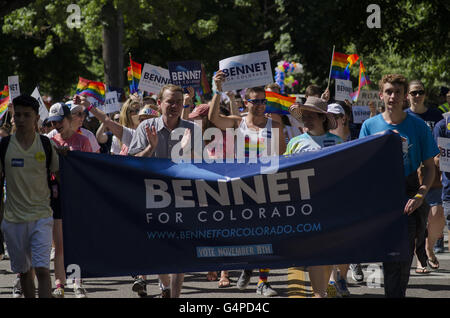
[
  {"x1": 247, "y1": 99, "x2": 267, "y2": 105},
  {"x1": 409, "y1": 90, "x2": 425, "y2": 97},
  {"x1": 113, "y1": 117, "x2": 120, "y2": 122}
]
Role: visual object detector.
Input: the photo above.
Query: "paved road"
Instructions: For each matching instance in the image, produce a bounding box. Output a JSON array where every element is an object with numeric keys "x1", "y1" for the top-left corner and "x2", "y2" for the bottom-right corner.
[{"x1": 1, "y1": 232, "x2": 449, "y2": 299}]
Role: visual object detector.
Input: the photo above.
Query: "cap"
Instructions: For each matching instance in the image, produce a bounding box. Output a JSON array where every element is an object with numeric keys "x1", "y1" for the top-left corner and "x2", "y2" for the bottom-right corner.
[
  {"x1": 66, "y1": 100, "x2": 85, "y2": 113},
  {"x1": 188, "y1": 104, "x2": 210, "y2": 119},
  {"x1": 138, "y1": 107, "x2": 160, "y2": 117},
  {"x1": 47, "y1": 103, "x2": 71, "y2": 122},
  {"x1": 327, "y1": 103, "x2": 345, "y2": 115}
]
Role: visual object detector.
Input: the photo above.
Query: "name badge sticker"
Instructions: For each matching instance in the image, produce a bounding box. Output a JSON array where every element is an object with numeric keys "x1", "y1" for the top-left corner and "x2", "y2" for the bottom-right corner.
[{"x1": 11, "y1": 158, "x2": 24, "y2": 167}]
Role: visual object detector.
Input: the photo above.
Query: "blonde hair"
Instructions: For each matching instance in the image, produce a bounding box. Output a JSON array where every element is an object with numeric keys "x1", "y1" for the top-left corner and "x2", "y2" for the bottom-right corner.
[{"x1": 119, "y1": 97, "x2": 142, "y2": 128}]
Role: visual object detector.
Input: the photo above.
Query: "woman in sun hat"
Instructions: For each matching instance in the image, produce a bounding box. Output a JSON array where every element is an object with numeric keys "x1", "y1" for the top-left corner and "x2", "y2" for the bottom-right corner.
[
  {"x1": 285, "y1": 96, "x2": 343, "y2": 298},
  {"x1": 285, "y1": 96, "x2": 341, "y2": 154}
]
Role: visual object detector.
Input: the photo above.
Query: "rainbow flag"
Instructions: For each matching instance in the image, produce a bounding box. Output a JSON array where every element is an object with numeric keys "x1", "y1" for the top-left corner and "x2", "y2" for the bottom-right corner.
[
  {"x1": 265, "y1": 91, "x2": 296, "y2": 115},
  {"x1": 128, "y1": 57, "x2": 141, "y2": 94},
  {"x1": 0, "y1": 85, "x2": 9, "y2": 120},
  {"x1": 350, "y1": 60, "x2": 371, "y2": 102},
  {"x1": 200, "y1": 64, "x2": 211, "y2": 95},
  {"x1": 344, "y1": 54, "x2": 359, "y2": 75},
  {"x1": 0, "y1": 85, "x2": 8, "y2": 105},
  {"x1": 330, "y1": 52, "x2": 350, "y2": 80},
  {"x1": 76, "y1": 77, "x2": 106, "y2": 104}
]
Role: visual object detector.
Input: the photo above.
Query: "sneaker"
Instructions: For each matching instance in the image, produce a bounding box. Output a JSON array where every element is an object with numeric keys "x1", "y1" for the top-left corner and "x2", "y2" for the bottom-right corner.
[
  {"x1": 434, "y1": 237, "x2": 444, "y2": 254},
  {"x1": 161, "y1": 288, "x2": 171, "y2": 298},
  {"x1": 74, "y1": 287, "x2": 87, "y2": 298},
  {"x1": 350, "y1": 264, "x2": 364, "y2": 282},
  {"x1": 236, "y1": 269, "x2": 252, "y2": 290},
  {"x1": 336, "y1": 279, "x2": 350, "y2": 297},
  {"x1": 256, "y1": 282, "x2": 278, "y2": 297},
  {"x1": 12, "y1": 278, "x2": 22, "y2": 298},
  {"x1": 132, "y1": 278, "x2": 147, "y2": 297},
  {"x1": 327, "y1": 281, "x2": 342, "y2": 298},
  {"x1": 52, "y1": 287, "x2": 65, "y2": 298}
]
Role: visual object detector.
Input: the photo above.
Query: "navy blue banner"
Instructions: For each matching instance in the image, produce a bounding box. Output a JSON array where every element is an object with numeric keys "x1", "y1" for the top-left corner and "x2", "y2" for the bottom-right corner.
[
  {"x1": 60, "y1": 131, "x2": 409, "y2": 278},
  {"x1": 168, "y1": 60, "x2": 202, "y2": 89}
]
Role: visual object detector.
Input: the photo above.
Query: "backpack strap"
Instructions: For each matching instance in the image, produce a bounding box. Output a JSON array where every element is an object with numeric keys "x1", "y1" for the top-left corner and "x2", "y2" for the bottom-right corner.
[
  {"x1": 39, "y1": 135, "x2": 52, "y2": 171},
  {"x1": 0, "y1": 135, "x2": 11, "y2": 175}
]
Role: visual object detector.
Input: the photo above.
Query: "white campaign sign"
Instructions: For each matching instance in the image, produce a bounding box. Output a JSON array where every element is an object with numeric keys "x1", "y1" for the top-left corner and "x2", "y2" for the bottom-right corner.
[
  {"x1": 355, "y1": 90, "x2": 383, "y2": 108},
  {"x1": 139, "y1": 63, "x2": 171, "y2": 94},
  {"x1": 352, "y1": 106, "x2": 371, "y2": 124},
  {"x1": 104, "y1": 91, "x2": 120, "y2": 114},
  {"x1": 219, "y1": 50, "x2": 273, "y2": 91},
  {"x1": 31, "y1": 87, "x2": 49, "y2": 120},
  {"x1": 438, "y1": 137, "x2": 450, "y2": 173},
  {"x1": 8, "y1": 76, "x2": 20, "y2": 100},
  {"x1": 335, "y1": 79, "x2": 353, "y2": 101}
]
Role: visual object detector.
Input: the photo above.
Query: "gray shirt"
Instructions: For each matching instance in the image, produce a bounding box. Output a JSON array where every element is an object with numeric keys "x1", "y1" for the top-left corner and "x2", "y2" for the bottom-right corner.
[{"x1": 128, "y1": 116, "x2": 203, "y2": 159}]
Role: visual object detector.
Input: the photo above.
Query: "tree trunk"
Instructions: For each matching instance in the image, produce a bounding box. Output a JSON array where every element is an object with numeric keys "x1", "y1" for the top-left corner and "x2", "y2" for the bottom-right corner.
[{"x1": 101, "y1": 1, "x2": 124, "y2": 89}]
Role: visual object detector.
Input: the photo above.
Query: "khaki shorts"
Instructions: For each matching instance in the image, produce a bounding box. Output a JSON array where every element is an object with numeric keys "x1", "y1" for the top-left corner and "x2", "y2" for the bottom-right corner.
[{"x1": 1, "y1": 216, "x2": 53, "y2": 273}]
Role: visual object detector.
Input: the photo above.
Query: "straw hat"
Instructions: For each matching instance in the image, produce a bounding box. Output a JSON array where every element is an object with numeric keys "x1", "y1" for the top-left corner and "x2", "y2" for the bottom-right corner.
[{"x1": 289, "y1": 96, "x2": 337, "y2": 130}]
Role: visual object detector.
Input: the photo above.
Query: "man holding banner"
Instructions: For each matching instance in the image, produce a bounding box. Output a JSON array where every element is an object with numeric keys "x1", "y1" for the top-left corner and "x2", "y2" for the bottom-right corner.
[
  {"x1": 359, "y1": 74, "x2": 439, "y2": 298},
  {"x1": 128, "y1": 84, "x2": 202, "y2": 298}
]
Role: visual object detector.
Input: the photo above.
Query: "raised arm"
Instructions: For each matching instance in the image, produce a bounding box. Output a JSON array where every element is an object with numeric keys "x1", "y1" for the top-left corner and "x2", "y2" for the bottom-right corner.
[
  {"x1": 96, "y1": 122, "x2": 109, "y2": 144},
  {"x1": 181, "y1": 87, "x2": 195, "y2": 120},
  {"x1": 208, "y1": 70, "x2": 240, "y2": 130},
  {"x1": 73, "y1": 95, "x2": 124, "y2": 140}
]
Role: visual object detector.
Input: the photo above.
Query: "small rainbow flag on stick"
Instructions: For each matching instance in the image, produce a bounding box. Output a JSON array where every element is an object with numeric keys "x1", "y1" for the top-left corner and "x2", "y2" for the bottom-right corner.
[
  {"x1": 76, "y1": 77, "x2": 106, "y2": 104},
  {"x1": 200, "y1": 64, "x2": 211, "y2": 95},
  {"x1": 265, "y1": 91, "x2": 297, "y2": 115},
  {"x1": 0, "y1": 86, "x2": 9, "y2": 120},
  {"x1": 330, "y1": 52, "x2": 351, "y2": 80},
  {"x1": 350, "y1": 60, "x2": 371, "y2": 102},
  {"x1": 128, "y1": 55, "x2": 142, "y2": 95},
  {"x1": 0, "y1": 85, "x2": 9, "y2": 104}
]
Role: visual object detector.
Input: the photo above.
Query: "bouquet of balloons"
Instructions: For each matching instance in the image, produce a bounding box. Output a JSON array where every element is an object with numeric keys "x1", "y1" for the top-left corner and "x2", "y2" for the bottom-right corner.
[{"x1": 274, "y1": 61, "x2": 303, "y2": 93}]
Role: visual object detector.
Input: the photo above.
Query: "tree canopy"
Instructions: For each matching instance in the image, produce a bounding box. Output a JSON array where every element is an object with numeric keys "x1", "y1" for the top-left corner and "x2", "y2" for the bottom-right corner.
[{"x1": 1, "y1": 0, "x2": 448, "y2": 104}]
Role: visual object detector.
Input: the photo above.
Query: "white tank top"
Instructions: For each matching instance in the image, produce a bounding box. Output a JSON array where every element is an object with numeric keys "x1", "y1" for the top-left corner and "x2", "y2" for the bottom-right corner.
[{"x1": 236, "y1": 116, "x2": 273, "y2": 159}]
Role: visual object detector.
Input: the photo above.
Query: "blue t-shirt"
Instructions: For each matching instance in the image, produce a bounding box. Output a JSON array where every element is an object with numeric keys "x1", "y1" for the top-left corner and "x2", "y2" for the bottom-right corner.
[
  {"x1": 433, "y1": 118, "x2": 450, "y2": 200},
  {"x1": 359, "y1": 113, "x2": 439, "y2": 176},
  {"x1": 405, "y1": 107, "x2": 443, "y2": 131}
]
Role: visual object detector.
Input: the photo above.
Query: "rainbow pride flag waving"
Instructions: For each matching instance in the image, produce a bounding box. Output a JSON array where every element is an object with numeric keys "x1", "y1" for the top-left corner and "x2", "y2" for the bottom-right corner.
[
  {"x1": 330, "y1": 52, "x2": 351, "y2": 80},
  {"x1": 128, "y1": 57, "x2": 142, "y2": 95},
  {"x1": 265, "y1": 91, "x2": 297, "y2": 115},
  {"x1": 76, "y1": 77, "x2": 106, "y2": 104},
  {"x1": 350, "y1": 60, "x2": 371, "y2": 102},
  {"x1": 0, "y1": 85, "x2": 9, "y2": 120}
]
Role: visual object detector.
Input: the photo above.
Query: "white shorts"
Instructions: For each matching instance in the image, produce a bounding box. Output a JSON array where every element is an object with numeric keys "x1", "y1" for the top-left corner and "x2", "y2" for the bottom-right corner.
[{"x1": 1, "y1": 216, "x2": 53, "y2": 273}]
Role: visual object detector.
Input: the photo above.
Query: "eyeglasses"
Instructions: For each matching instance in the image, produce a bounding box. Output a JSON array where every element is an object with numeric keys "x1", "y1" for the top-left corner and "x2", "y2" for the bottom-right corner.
[
  {"x1": 129, "y1": 109, "x2": 139, "y2": 114},
  {"x1": 247, "y1": 99, "x2": 267, "y2": 105},
  {"x1": 409, "y1": 90, "x2": 425, "y2": 97}
]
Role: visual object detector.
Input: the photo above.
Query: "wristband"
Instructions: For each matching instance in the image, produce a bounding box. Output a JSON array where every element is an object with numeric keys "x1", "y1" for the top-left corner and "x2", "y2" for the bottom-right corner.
[
  {"x1": 414, "y1": 193, "x2": 424, "y2": 200},
  {"x1": 183, "y1": 104, "x2": 191, "y2": 108},
  {"x1": 87, "y1": 104, "x2": 94, "y2": 111}
]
